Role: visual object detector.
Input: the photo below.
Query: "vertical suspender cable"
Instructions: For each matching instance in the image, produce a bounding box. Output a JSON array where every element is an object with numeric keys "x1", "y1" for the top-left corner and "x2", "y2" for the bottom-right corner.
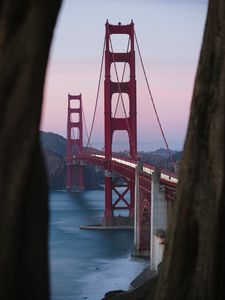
[
  {"x1": 82, "y1": 104, "x2": 92, "y2": 148},
  {"x1": 134, "y1": 30, "x2": 173, "y2": 164},
  {"x1": 113, "y1": 38, "x2": 131, "y2": 118}
]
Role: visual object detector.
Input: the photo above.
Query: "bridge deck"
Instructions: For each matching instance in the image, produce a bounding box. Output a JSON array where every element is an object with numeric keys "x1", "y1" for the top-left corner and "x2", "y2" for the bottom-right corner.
[{"x1": 75, "y1": 152, "x2": 178, "y2": 194}]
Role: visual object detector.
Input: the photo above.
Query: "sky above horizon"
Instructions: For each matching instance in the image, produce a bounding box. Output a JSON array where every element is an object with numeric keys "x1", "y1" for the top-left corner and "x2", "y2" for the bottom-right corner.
[{"x1": 41, "y1": 0, "x2": 208, "y2": 151}]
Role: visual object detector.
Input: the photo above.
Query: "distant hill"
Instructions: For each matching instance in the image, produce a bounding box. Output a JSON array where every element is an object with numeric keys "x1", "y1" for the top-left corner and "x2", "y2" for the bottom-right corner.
[
  {"x1": 40, "y1": 131, "x2": 66, "y2": 157},
  {"x1": 40, "y1": 131, "x2": 183, "y2": 188},
  {"x1": 137, "y1": 148, "x2": 182, "y2": 172},
  {"x1": 39, "y1": 131, "x2": 103, "y2": 190},
  {"x1": 42, "y1": 148, "x2": 66, "y2": 190},
  {"x1": 151, "y1": 148, "x2": 178, "y2": 159}
]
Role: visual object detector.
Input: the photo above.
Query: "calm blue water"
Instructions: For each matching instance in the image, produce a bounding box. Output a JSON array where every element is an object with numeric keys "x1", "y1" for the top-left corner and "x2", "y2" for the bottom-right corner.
[{"x1": 49, "y1": 190, "x2": 147, "y2": 300}]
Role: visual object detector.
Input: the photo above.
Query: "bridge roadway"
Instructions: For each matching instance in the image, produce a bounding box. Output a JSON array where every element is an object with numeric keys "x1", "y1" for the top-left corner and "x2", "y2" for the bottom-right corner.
[{"x1": 76, "y1": 151, "x2": 178, "y2": 201}]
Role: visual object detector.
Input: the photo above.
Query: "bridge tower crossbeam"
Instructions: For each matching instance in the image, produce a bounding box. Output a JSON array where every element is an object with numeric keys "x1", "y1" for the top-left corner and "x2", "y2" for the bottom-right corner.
[
  {"x1": 104, "y1": 21, "x2": 137, "y2": 225},
  {"x1": 66, "y1": 93, "x2": 84, "y2": 191}
]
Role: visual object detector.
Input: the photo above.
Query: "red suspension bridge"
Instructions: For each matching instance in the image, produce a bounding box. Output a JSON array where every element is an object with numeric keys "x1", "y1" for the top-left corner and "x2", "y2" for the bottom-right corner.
[{"x1": 66, "y1": 21, "x2": 178, "y2": 261}]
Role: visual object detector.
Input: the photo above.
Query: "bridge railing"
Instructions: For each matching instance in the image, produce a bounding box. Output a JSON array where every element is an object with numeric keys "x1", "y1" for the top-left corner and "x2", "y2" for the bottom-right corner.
[{"x1": 74, "y1": 148, "x2": 178, "y2": 187}]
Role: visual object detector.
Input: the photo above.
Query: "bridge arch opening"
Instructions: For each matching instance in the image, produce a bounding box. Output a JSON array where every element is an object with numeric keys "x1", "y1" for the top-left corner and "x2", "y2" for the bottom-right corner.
[
  {"x1": 112, "y1": 130, "x2": 130, "y2": 155},
  {"x1": 70, "y1": 112, "x2": 80, "y2": 123},
  {"x1": 111, "y1": 93, "x2": 130, "y2": 118},
  {"x1": 70, "y1": 99, "x2": 80, "y2": 109},
  {"x1": 112, "y1": 177, "x2": 130, "y2": 218},
  {"x1": 110, "y1": 62, "x2": 130, "y2": 83},
  {"x1": 140, "y1": 202, "x2": 151, "y2": 253},
  {"x1": 71, "y1": 127, "x2": 80, "y2": 140},
  {"x1": 110, "y1": 34, "x2": 131, "y2": 53}
]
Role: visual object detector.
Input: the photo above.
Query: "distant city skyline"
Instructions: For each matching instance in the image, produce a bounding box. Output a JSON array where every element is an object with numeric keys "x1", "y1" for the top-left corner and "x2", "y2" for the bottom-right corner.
[{"x1": 41, "y1": 0, "x2": 208, "y2": 150}]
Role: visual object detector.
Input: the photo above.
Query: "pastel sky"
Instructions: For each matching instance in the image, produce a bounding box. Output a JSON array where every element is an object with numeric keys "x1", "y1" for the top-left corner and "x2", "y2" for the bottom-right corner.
[{"x1": 41, "y1": 0, "x2": 208, "y2": 151}]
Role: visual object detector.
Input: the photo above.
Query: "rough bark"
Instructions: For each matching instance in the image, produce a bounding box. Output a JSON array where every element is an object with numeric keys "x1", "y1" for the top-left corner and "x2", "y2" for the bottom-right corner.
[
  {"x1": 155, "y1": 0, "x2": 225, "y2": 299},
  {"x1": 0, "y1": 1, "x2": 61, "y2": 299}
]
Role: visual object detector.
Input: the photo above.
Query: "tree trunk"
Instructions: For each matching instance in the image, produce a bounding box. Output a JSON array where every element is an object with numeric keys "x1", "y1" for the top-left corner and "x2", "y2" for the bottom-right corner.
[
  {"x1": 0, "y1": 1, "x2": 61, "y2": 299},
  {"x1": 154, "y1": 0, "x2": 225, "y2": 299}
]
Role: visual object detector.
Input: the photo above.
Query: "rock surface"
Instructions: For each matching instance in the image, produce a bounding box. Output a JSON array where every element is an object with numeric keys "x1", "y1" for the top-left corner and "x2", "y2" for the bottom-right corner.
[{"x1": 101, "y1": 276, "x2": 158, "y2": 300}]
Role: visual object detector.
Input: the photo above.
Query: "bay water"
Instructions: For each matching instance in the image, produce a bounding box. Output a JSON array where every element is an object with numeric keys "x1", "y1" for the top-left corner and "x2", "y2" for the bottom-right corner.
[{"x1": 49, "y1": 190, "x2": 148, "y2": 300}]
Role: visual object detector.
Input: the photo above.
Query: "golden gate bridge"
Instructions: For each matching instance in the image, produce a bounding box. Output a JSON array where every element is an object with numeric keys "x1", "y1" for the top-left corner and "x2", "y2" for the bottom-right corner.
[{"x1": 65, "y1": 21, "x2": 178, "y2": 267}]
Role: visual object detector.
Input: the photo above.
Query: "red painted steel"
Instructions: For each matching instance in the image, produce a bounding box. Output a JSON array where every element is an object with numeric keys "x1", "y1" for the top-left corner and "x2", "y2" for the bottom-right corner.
[
  {"x1": 103, "y1": 21, "x2": 137, "y2": 224},
  {"x1": 65, "y1": 23, "x2": 177, "y2": 243},
  {"x1": 76, "y1": 151, "x2": 176, "y2": 201},
  {"x1": 66, "y1": 93, "x2": 84, "y2": 191},
  {"x1": 139, "y1": 192, "x2": 151, "y2": 253}
]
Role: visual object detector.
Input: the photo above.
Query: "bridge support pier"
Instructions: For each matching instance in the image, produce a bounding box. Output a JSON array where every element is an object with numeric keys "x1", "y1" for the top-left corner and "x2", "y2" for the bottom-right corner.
[
  {"x1": 103, "y1": 172, "x2": 134, "y2": 226},
  {"x1": 150, "y1": 169, "x2": 167, "y2": 271},
  {"x1": 103, "y1": 176, "x2": 114, "y2": 226},
  {"x1": 134, "y1": 162, "x2": 142, "y2": 255},
  {"x1": 134, "y1": 161, "x2": 151, "y2": 257}
]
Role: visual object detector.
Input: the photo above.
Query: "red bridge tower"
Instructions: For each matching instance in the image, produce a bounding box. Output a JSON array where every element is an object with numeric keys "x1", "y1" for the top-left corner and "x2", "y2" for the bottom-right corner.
[
  {"x1": 66, "y1": 93, "x2": 84, "y2": 191},
  {"x1": 104, "y1": 21, "x2": 137, "y2": 225}
]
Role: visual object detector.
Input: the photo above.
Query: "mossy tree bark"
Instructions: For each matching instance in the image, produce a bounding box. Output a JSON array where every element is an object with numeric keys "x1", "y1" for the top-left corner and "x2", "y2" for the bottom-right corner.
[
  {"x1": 154, "y1": 0, "x2": 225, "y2": 299},
  {"x1": 0, "y1": 1, "x2": 61, "y2": 299}
]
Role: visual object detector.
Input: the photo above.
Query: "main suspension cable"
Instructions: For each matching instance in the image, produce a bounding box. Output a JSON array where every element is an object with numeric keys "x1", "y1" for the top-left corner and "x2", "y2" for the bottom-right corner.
[
  {"x1": 134, "y1": 30, "x2": 173, "y2": 163},
  {"x1": 82, "y1": 104, "x2": 92, "y2": 149},
  {"x1": 86, "y1": 37, "x2": 106, "y2": 148}
]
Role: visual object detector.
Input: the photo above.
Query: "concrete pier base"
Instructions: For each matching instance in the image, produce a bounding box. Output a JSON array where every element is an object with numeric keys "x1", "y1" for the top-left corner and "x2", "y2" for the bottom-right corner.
[
  {"x1": 150, "y1": 169, "x2": 167, "y2": 271},
  {"x1": 80, "y1": 224, "x2": 133, "y2": 230}
]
